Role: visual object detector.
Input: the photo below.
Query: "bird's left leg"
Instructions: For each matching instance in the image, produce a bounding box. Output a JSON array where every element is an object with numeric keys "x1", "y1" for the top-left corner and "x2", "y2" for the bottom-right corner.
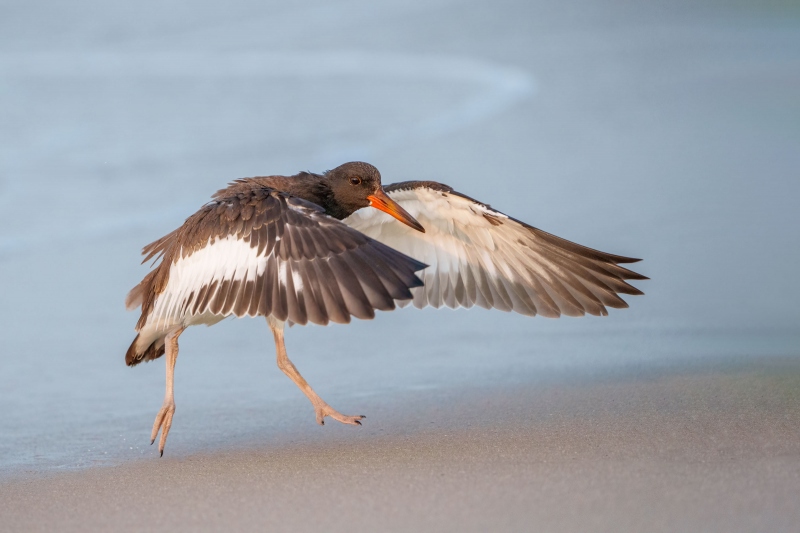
[
  {"x1": 267, "y1": 316, "x2": 365, "y2": 426},
  {"x1": 150, "y1": 326, "x2": 185, "y2": 456}
]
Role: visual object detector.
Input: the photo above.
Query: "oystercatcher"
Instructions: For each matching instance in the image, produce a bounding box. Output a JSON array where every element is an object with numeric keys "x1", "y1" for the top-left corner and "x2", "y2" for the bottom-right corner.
[{"x1": 126, "y1": 162, "x2": 645, "y2": 455}]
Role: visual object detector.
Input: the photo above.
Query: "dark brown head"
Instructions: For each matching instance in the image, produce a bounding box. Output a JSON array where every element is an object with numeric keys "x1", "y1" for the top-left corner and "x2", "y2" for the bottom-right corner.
[{"x1": 323, "y1": 162, "x2": 425, "y2": 232}]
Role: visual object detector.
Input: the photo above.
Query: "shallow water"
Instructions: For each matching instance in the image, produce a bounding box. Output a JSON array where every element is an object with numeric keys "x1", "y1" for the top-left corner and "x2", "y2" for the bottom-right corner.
[{"x1": 0, "y1": 0, "x2": 798, "y2": 476}]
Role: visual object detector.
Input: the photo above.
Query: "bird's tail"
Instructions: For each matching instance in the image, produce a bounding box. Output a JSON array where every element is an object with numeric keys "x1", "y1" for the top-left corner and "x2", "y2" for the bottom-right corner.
[{"x1": 125, "y1": 333, "x2": 166, "y2": 367}]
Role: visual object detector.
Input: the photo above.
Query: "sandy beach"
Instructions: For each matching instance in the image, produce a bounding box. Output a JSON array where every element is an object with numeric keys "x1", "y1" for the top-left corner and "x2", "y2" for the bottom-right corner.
[
  {"x1": 3, "y1": 355, "x2": 799, "y2": 532},
  {"x1": 1, "y1": 0, "x2": 798, "y2": 530}
]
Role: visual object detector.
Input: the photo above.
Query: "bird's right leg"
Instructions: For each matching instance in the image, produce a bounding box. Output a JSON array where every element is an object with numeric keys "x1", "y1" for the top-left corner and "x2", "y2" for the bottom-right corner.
[
  {"x1": 267, "y1": 316, "x2": 365, "y2": 426},
  {"x1": 150, "y1": 326, "x2": 185, "y2": 456}
]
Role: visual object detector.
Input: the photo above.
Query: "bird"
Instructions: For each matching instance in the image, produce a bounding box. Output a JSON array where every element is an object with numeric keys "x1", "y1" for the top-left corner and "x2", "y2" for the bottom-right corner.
[{"x1": 125, "y1": 161, "x2": 646, "y2": 455}]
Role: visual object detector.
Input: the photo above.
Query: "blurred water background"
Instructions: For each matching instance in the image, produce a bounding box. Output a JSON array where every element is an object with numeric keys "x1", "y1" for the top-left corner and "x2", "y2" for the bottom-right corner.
[{"x1": 0, "y1": 0, "x2": 798, "y2": 475}]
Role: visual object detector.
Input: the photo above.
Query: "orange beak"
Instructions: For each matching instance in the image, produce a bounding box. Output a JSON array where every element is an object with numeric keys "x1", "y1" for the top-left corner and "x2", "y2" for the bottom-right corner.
[{"x1": 367, "y1": 190, "x2": 426, "y2": 233}]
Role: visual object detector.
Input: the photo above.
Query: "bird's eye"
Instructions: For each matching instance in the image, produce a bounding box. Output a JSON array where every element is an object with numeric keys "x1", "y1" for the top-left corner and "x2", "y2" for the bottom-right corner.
[{"x1": 349, "y1": 177, "x2": 362, "y2": 185}]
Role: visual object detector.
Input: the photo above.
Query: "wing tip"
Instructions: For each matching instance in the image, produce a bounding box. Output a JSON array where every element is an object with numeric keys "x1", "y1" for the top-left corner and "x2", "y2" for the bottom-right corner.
[{"x1": 412, "y1": 259, "x2": 429, "y2": 272}]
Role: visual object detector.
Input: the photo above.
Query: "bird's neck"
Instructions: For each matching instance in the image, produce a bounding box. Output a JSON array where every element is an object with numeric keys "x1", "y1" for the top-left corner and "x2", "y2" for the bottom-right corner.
[
  {"x1": 228, "y1": 173, "x2": 355, "y2": 220},
  {"x1": 316, "y1": 189, "x2": 351, "y2": 220},
  {"x1": 285, "y1": 173, "x2": 352, "y2": 220}
]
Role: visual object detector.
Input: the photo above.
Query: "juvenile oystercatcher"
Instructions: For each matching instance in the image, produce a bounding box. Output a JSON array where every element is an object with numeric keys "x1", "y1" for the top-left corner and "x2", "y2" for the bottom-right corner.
[{"x1": 126, "y1": 162, "x2": 645, "y2": 455}]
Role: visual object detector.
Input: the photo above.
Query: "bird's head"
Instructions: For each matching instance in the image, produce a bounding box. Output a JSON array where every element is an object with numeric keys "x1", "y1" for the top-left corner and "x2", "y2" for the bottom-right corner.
[{"x1": 325, "y1": 161, "x2": 425, "y2": 232}]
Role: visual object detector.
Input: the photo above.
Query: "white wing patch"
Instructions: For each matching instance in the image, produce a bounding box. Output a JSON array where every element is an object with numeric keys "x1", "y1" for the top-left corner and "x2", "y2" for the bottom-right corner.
[{"x1": 149, "y1": 235, "x2": 269, "y2": 331}]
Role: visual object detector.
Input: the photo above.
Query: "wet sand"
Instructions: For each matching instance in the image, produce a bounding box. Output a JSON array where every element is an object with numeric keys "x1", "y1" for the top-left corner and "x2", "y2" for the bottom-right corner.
[{"x1": 3, "y1": 355, "x2": 798, "y2": 532}]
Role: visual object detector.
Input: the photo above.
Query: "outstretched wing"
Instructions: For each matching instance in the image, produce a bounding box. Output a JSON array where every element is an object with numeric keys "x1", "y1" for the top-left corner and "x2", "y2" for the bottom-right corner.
[
  {"x1": 343, "y1": 181, "x2": 646, "y2": 317},
  {"x1": 130, "y1": 185, "x2": 426, "y2": 331}
]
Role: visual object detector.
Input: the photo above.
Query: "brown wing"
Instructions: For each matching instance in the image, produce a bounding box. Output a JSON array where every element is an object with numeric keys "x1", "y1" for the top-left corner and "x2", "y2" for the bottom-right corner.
[{"x1": 130, "y1": 185, "x2": 426, "y2": 330}]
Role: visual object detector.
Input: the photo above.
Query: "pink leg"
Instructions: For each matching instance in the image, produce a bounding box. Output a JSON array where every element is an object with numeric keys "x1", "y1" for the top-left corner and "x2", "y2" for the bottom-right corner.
[
  {"x1": 150, "y1": 327, "x2": 185, "y2": 456},
  {"x1": 267, "y1": 317, "x2": 364, "y2": 426}
]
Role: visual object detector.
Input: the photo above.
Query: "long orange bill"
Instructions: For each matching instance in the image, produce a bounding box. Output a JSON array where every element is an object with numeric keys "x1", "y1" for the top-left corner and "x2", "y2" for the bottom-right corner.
[{"x1": 367, "y1": 189, "x2": 426, "y2": 233}]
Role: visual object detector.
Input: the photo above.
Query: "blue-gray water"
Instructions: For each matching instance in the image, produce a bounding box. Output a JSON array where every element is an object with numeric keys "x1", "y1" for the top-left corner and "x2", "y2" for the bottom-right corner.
[{"x1": 1, "y1": 0, "x2": 798, "y2": 476}]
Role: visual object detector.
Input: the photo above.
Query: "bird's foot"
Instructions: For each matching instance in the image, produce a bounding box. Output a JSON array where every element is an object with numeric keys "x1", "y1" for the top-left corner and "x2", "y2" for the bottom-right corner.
[
  {"x1": 314, "y1": 402, "x2": 365, "y2": 426},
  {"x1": 150, "y1": 402, "x2": 175, "y2": 456}
]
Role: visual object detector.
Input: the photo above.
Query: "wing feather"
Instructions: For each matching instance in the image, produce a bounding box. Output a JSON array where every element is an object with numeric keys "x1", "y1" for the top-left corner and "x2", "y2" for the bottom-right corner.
[
  {"x1": 312, "y1": 260, "x2": 350, "y2": 324},
  {"x1": 129, "y1": 184, "x2": 425, "y2": 332},
  {"x1": 327, "y1": 255, "x2": 374, "y2": 320},
  {"x1": 343, "y1": 181, "x2": 646, "y2": 317}
]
